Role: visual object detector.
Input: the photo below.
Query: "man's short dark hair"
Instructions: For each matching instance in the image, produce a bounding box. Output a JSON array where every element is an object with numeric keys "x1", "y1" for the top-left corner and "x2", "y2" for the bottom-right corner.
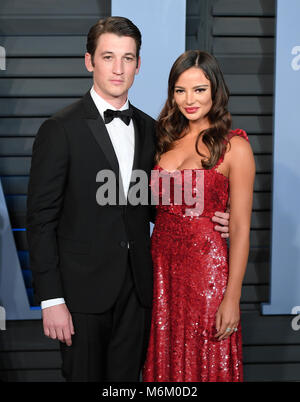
[{"x1": 86, "y1": 16, "x2": 142, "y2": 66}]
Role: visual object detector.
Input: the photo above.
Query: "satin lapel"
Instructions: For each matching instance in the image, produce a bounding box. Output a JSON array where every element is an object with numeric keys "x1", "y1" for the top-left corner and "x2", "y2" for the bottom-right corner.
[
  {"x1": 131, "y1": 107, "x2": 146, "y2": 172},
  {"x1": 86, "y1": 116, "x2": 119, "y2": 178},
  {"x1": 87, "y1": 117, "x2": 127, "y2": 202},
  {"x1": 86, "y1": 117, "x2": 127, "y2": 203},
  {"x1": 82, "y1": 90, "x2": 119, "y2": 178},
  {"x1": 127, "y1": 108, "x2": 146, "y2": 197}
]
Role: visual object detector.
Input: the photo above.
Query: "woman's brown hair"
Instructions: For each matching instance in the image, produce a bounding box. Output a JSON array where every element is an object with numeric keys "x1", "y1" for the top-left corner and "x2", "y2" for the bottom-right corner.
[{"x1": 156, "y1": 50, "x2": 232, "y2": 168}]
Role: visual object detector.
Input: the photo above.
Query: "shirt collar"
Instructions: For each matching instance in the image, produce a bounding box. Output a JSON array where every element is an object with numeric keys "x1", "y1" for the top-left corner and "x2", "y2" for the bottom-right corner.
[{"x1": 90, "y1": 86, "x2": 129, "y2": 119}]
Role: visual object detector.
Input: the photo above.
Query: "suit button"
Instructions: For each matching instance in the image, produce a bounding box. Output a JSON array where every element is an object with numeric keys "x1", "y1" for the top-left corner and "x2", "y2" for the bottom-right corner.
[{"x1": 120, "y1": 241, "x2": 127, "y2": 248}]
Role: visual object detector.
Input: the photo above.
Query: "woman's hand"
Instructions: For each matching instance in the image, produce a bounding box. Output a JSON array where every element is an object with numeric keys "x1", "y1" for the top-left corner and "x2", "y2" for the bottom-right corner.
[{"x1": 214, "y1": 296, "x2": 240, "y2": 341}]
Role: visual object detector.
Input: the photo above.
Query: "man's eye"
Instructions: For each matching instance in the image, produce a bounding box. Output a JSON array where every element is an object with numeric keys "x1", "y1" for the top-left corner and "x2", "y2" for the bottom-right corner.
[
  {"x1": 124, "y1": 57, "x2": 134, "y2": 62},
  {"x1": 103, "y1": 56, "x2": 112, "y2": 60}
]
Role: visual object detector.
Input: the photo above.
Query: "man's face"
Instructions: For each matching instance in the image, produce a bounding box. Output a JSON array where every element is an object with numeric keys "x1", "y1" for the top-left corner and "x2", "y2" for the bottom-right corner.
[{"x1": 85, "y1": 33, "x2": 141, "y2": 106}]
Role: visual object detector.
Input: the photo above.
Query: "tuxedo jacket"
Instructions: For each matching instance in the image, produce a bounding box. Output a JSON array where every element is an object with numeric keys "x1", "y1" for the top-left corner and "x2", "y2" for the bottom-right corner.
[{"x1": 26, "y1": 91, "x2": 156, "y2": 313}]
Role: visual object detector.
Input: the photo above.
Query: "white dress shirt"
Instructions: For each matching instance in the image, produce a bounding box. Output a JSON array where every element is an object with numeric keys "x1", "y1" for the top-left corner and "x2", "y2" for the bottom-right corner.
[{"x1": 41, "y1": 87, "x2": 135, "y2": 309}]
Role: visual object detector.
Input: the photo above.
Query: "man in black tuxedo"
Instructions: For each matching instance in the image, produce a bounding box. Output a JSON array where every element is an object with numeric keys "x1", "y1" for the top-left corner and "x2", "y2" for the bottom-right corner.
[{"x1": 26, "y1": 16, "x2": 229, "y2": 382}]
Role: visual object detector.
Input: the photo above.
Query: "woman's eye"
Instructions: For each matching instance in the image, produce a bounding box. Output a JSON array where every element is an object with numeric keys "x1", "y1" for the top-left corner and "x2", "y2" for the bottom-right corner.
[
  {"x1": 175, "y1": 89, "x2": 184, "y2": 94},
  {"x1": 195, "y1": 88, "x2": 206, "y2": 93}
]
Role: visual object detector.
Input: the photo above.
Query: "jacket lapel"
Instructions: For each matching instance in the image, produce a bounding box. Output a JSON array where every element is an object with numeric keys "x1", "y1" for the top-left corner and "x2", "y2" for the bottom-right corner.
[
  {"x1": 82, "y1": 92, "x2": 147, "y2": 203},
  {"x1": 85, "y1": 116, "x2": 120, "y2": 178},
  {"x1": 128, "y1": 106, "x2": 146, "y2": 195},
  {"x1": 82, "y1": 91, "x2": 125, "y2": 200},
  {"x1": 131, "y1": 105, "x2": 146, "y2": 171}
]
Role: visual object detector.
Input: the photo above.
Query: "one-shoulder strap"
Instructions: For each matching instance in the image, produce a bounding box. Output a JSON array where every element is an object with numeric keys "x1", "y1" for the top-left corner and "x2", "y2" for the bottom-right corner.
[
  {"x1": 227, "y1": 128, "x2": 249, "y2": 143},
  {"x1": 214, "y1": 128, "x2": 249, "y2": 170}
]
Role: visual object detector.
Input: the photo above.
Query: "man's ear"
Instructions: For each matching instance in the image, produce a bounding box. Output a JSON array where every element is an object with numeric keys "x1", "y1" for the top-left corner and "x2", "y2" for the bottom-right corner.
[
  {"x1": 85, "y1": 52, "x2": 94, "y2": 73},
  {"x1": 135, "y1": 56, "x2": 141, "y2": 75}
]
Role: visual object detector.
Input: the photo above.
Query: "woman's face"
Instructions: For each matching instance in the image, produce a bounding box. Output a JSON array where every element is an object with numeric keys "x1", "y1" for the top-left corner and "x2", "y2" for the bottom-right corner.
[{"x1": 173, "y1": 67, "x2": 213, "y2": 125}]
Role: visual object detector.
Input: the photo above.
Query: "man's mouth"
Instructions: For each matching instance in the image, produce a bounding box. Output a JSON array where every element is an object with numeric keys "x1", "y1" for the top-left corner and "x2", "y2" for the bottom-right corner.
[{"x1": 110, "y1": 79, "x2": 124, "y2": 85}]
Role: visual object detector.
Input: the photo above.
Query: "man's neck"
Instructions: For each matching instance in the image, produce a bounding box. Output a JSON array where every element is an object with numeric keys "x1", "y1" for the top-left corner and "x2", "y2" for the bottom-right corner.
[{"x1": 92, "y1": 84, "x2": 128, "y2": 110}]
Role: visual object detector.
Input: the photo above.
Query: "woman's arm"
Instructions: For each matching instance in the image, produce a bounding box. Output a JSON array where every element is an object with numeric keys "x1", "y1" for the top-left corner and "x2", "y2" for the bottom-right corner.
[{"x1": 215, "y1": 135, "x2": 255, "y2": 340}]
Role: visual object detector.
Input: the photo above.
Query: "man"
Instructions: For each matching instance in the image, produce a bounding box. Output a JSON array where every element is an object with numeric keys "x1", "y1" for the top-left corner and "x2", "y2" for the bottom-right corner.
[{"x1": 26, "y1": 16, "x2": 229, "y2": 382}]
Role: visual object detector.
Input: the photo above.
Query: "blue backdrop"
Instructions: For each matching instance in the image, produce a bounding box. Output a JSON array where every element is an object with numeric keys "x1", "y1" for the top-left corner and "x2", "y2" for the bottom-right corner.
[
  {"x1": 262, "y1": 0, "x2": 300, "y2": 315},
  {"x1": 112, "y1": 0, "x2": 186, "y2": 119}
]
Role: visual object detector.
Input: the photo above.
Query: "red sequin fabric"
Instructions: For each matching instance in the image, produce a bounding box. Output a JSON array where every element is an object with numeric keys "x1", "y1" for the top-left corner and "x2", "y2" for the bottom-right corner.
[{"x1": 143, "y1": 129, "x2": 249, "y2": 382}]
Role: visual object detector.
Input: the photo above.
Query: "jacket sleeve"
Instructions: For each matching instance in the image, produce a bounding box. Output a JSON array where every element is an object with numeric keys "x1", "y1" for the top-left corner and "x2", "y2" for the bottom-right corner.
[
  {"x1": 26, "y1": 118, "x2": 69, "y2": 304},
  {"x1": 149, "y1": 204, "x2": 157, "y2": 224}
]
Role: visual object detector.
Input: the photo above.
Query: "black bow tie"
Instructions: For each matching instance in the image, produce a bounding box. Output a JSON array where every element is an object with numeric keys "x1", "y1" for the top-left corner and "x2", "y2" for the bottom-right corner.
[{"x1": 103, "y1": 108, "x2": 133, "y2": 126}]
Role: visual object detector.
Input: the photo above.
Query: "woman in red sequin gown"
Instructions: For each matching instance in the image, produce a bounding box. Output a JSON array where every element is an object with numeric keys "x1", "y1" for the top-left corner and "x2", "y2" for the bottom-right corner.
[{"x1": 143, "y1": 51, "x2": 255, "y2": 382}]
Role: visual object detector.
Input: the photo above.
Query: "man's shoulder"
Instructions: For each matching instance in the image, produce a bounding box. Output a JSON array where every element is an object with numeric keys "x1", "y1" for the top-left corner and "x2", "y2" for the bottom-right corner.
[
  {"x1": 131, "y1": 104, "x2": 156, "y2": 125},
  {"x1": 51, "y1": 97, "x2": 85, "y2": 123},
  {"x1": 36, "y1": 94, "x2": 90, "y2": 138}
]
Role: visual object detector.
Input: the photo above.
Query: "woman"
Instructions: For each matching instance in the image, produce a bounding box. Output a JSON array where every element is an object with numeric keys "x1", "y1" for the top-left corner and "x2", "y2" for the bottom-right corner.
[{"x1": 143, "y1": 51, "x2": 255, "y2": 382}]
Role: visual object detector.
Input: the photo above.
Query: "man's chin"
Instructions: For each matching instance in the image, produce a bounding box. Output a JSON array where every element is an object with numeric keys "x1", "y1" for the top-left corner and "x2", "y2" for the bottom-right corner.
[
  {"x1": 111, "y1": 91, "x2": 129, "y2": 99},
  {"x1": 105, "y1": 85, "x2": 126, "y2": 96}
]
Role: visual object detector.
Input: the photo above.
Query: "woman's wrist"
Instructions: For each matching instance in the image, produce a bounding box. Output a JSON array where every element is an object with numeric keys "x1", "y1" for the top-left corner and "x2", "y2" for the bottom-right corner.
[{"x1": 223, "y1": 289, "x2": 241, "y2": 303}]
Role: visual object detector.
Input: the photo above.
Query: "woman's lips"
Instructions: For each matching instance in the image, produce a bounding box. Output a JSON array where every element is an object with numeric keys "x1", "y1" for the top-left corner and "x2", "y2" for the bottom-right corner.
[{"x1": 185, "y1": 107, "x2": 199, "y2": 114}]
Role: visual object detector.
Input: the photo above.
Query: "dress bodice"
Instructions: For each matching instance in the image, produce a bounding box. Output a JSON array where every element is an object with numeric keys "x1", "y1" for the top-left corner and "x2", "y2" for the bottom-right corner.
[{"x1": 151, "y1": 129, "x2": 249, "y2": 219}]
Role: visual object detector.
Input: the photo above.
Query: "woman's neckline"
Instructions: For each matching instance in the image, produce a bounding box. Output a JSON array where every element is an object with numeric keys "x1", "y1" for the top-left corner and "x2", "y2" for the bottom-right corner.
[{"x1": 155, "y1": 164, "x2": 229, "y2": 181}]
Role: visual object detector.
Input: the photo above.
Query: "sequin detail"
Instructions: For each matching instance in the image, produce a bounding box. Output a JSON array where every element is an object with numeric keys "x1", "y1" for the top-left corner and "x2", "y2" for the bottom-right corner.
[{"x1": 143, "y1": 129, "x2": 248, "y2": 382}]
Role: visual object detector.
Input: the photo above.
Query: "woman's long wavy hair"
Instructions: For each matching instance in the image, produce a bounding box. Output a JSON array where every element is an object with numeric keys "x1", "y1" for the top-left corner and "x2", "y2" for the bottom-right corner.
[{"x1": 156, "y1": 50, "x2": 232, "y2": 169}]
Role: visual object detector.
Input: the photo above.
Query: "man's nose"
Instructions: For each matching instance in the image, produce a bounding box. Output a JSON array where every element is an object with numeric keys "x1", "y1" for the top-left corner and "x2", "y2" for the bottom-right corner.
[{"x1": 112, "y1": 58, "x2": 124, "y2": 75}]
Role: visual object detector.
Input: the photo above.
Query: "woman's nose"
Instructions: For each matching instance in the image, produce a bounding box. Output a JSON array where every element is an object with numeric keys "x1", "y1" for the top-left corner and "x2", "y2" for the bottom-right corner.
[{"x1": 185, "y1": 92, "x2": 195, "y2": 105}]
